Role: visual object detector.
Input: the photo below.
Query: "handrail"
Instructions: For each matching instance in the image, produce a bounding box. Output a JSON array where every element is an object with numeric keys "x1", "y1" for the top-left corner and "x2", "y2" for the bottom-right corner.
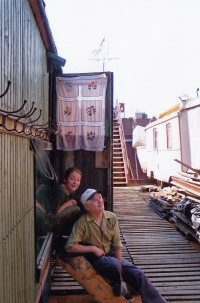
[{"x1": 114, "y1": 105, "x2": 133, "y2": 183}]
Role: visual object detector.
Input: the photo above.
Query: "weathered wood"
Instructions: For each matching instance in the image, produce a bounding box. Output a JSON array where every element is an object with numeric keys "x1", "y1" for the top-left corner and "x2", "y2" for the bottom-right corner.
[
  {"x1": 47, "y1": 294, "x2": 143, "y2": 303},
  {"x1": 47, "y1": 294, "x2": 99, "y2": 303},
  {"x1": 114, "y1": 187, "x2": 200, "y2": 302},
  {"x1": 59, "y1": 255, "x2": 128, "y2": 303}
]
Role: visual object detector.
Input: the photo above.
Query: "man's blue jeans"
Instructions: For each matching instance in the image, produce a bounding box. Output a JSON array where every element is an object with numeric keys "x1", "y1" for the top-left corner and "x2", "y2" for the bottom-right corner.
[{"x1": 89, "y1": 253, "x2": 168, "y2": 303}]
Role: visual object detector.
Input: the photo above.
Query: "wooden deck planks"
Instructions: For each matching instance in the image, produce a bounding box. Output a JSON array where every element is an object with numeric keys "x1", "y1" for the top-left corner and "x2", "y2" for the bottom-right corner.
[
  {"x1": 48, "y1": 186, "x2": 200, "y2": 302},
  {"x1": 114, "y1": 186, "x2": 200, "y2": 303}
]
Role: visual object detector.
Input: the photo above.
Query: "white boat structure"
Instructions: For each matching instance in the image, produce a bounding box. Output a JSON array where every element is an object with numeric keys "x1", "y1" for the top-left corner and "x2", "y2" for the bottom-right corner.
[{"x1": 133, "y1": 93, "x2": 200, "y2": 197}]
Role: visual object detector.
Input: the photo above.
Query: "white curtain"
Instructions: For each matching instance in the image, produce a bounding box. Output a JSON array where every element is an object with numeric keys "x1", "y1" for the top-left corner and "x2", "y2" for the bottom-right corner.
[{"x1": 56, "y1": 74, "x2": 107, "y2": 151}]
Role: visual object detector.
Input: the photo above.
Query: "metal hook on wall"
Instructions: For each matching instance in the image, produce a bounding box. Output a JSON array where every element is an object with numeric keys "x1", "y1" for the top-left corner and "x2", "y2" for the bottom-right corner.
[
  {"x1": 26, "y1": 109, "x2": 42, "y2": 125},
  {"x1": 20, "y1": 110, "x2": 42, "y2": 136},
  {"x1": 0, "y1": 81, "x2": 50, "y2": 139},
  {"x1": 0, "y1": 102, "x2": 38, "y2": 134},
  {"x1": 36, "y1": 125, "x2": 61, "y2": 136},
  {"x1": 31, "y1": 121, "x2": 49, "y2": 128},
  {"x1": 0, "y1": 81, "x2": 11, "y2": 98},
  {"x1": 49, "y1": 126, "x2": 61, "y2": 136},
  {"x1": 32, "y1": 118, "x2": 60, "y2": 136},
  {"x1": 0, "y1": 100, "x2": 28, "y2": 115},
  {"x1": 14, "y1": 108, "x2": 41, "y2": 135},
  {"x1": 2, "y1": 106, "x2": 37, "y2": 133}
]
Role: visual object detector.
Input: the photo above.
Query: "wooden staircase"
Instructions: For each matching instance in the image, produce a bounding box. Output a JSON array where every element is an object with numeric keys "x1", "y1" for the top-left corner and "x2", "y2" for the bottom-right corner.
[{"x1": 113, "y1": 119, "x2": 128, "y2": 186}]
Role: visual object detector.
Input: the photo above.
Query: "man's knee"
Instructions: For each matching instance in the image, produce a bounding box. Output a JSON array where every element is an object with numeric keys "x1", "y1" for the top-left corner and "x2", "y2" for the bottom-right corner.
[{"x1": 93, "y1": 256, "x2": 122, "y2": 278}]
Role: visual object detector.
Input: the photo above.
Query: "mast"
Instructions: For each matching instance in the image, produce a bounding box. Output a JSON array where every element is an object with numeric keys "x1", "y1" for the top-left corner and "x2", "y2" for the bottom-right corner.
[{"x1": 89, "y1": 38, "x2": 119, "y2": 72}]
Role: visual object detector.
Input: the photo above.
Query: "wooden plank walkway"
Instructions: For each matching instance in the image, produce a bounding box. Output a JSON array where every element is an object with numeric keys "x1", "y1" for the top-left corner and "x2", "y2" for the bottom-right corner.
[
  {"x1": 114, "y1": 187, "x2": 200, "y2": 303},
  {"x1": 48, "y1": 186, "x2": 200, "y2": 302}
]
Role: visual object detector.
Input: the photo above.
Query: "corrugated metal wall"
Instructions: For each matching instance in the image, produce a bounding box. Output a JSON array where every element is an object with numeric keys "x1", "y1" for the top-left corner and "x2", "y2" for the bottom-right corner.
[
  {"x1": 0, "y1": 0, "x2": 50, "y2": 302},
  {"x1": 0, "y1": 134, "x2": 35, "y2": 303},
  {"x1": 0, "y1": 0, "x2": 49, "y2": 123}
]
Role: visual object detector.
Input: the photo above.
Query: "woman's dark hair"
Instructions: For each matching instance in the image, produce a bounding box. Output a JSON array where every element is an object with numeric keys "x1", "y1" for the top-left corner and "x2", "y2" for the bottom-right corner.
[{"x1": 64, "y1": 167, "x2": 82, "y2": 180}]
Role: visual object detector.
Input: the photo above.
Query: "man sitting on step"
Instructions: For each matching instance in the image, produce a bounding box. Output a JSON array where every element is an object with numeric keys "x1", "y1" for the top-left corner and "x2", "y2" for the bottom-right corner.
[{"x1": 64, "y1": 188, "x2": 168, "y2": 303}]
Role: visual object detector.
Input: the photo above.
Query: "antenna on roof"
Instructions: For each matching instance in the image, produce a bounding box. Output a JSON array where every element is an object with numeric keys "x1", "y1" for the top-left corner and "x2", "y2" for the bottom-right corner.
[{"x1": 89, "y1": 37, "x2": 119, "y2": 72}]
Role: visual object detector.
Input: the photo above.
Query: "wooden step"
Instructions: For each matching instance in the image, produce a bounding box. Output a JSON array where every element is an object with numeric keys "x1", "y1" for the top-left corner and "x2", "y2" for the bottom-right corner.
[
  {"x1": 114, "y1": 173, "x2": 126, "y2": 176},
  {"x1": 113, "y1": 167, "x2": 125, "y2": 170},
  {"x1": 113, "y1": 160, "x2": 124, "y2": 163},
  {"x1": 113, "y1": 178, "x2": 126, "y2": 182}
]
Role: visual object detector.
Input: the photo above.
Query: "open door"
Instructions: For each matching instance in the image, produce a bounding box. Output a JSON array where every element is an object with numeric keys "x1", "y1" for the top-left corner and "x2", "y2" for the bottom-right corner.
[{"x1": 51, "y1": 71, "x2": 114, "y2": 211}]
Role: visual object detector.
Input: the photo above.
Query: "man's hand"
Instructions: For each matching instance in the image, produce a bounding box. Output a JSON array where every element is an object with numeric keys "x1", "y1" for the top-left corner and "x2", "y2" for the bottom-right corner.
[
  {"x1": 92, "y1": 246, "x2": 105, "y2": 257},
  {"x1": 114, "y1": 248, "x2": 122, "y2": 262},
  {"x1": 66, "y1": 244, "x2": 105, "y2": 258}
]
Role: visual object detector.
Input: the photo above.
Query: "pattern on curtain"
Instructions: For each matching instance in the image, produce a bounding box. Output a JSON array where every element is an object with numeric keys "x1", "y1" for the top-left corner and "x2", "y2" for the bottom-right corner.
[{"x1": 56, "y1": 74, "x2": 108, "y2": 151}]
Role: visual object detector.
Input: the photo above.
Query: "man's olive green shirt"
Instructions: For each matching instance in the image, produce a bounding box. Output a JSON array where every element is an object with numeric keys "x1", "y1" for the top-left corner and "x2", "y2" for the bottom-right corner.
[{"x1": 65, "y1": 210, "x2": 123, "y2": 254}]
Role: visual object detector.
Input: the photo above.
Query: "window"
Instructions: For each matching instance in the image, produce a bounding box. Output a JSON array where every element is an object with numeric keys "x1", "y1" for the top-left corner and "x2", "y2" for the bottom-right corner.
[
  {"x1": 166, "y1": 123, "x2": 172, "y2": 149},
  {"x1": 153, "y1": 128, "x2": 158, "y2": 149}
]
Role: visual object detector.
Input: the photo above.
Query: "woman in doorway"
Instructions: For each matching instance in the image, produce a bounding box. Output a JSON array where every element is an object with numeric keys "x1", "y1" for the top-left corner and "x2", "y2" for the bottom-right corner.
[
  {"x1": 59, "y1": 167, "x2": 82, "y2": 213},
  {"x1": 50, "y1": 167, "x2": 83, "y2": 237}
]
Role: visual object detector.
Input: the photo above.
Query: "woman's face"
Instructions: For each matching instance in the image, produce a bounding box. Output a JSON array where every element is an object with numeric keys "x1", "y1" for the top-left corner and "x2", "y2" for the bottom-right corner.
[{"x1": 64, "y1": 171, "x2": 81, "y2": 194}]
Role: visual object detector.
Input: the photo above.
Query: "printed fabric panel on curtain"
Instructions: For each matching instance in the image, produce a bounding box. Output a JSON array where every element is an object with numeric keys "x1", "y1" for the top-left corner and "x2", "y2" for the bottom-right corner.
[{"x1": 56, "y1": 74, "x2": 108, "y2": 151}]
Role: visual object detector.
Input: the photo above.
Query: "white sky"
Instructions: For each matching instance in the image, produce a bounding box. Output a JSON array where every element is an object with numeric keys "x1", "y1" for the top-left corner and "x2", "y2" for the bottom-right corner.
[{"x1": 45, "y1": 0, "x2": 200, "y2": 118}]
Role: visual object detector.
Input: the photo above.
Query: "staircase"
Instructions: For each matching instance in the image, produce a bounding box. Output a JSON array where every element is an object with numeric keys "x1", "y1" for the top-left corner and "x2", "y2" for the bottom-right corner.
[{"x1": 113, "y1": 118, "x2": 128, "y2": 186}]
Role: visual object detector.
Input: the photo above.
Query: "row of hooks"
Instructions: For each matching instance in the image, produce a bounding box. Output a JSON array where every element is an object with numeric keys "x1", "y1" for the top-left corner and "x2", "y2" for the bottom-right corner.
[{"x1": 0, "y1": 81, "x2": 60, "y2": 137}]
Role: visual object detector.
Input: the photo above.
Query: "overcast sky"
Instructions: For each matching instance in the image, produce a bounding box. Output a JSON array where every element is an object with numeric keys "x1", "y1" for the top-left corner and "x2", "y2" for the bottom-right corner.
[{"x1": 45, "y1": 0, "x2": 200, "y2": 118}]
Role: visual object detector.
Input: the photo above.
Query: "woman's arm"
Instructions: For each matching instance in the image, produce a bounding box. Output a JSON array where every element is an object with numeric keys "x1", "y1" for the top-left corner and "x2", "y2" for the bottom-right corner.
[
  {"x1": 36, "y1": 201, "x2": 46, "y2": 213},
  {"x1": 57, "y1": 199, "x2": 78, "y2": 213}
]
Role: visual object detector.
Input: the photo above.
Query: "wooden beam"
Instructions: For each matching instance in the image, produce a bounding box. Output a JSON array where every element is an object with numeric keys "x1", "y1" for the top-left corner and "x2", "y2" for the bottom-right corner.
[
  {"x1": 174, "y1": 158, "x2": 200, "y2": 174},
  {"x1": 47, "y1": 294, "x2": 143, "y2": 303},
  {"x1": 59, "y1": 255, "x2": 127, "y2": 303},
  {"x1": 47, "y1": 294, "x2": 98, "y2": 303},
  {"x1": 29, "y1": 0, "x2": 50, "y2": 49}
]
